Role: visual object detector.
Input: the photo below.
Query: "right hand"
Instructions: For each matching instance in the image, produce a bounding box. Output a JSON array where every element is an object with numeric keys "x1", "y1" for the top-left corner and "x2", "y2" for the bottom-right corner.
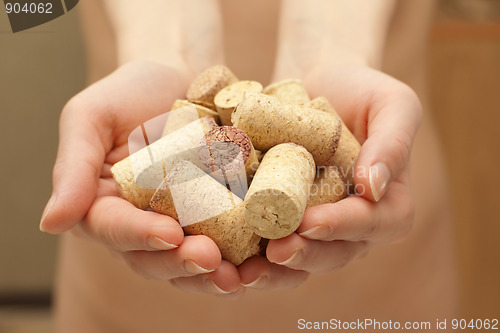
[{"x1": 40, "y1": 61, "x2": 244, "y2": 297}]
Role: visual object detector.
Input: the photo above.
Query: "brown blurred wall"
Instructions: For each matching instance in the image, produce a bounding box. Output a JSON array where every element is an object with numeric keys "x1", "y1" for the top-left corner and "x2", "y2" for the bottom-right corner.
[
  {"x1": 430, "y1": 5, "x2": 500, "y2": 317},
  {"x1": 0, "y1": 0, "x2": 498, "y2": 319},
  {"x1": 0, "y1": 9, "x2": 85, "y2": 297}
]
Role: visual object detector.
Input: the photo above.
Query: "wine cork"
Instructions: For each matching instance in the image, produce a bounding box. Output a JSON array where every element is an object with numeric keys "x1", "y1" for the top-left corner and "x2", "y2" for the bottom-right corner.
[
  {"x1": 307, "y1": 166, "x2": 348, "y2": 207},
  {"x1": 232, "y1": 93, "x2": 342, "y2": 166},
  {"x1": 110, "y1": 157, "x2": 156, "y2": 210},
  {"x1": 186, "y1": 65, "x2": 238, "y2": 110},
  {"x1": 199, "y1": 126, "x2": 259, "y2": 198},
  {"x1": 255, "y1": 149, "x2": 264, "y2": 163},
  {"x1": 214, "y1": 80, "x2": 263, "y2": 125},
  {"x1": 244, "y1": 143, "x2": 315, "y2": 239},
  {"x1": 150, "y1": 161, "x2": 261, "y2": 266},
  {"x1": 162, "y1": 100, "x2": 220, "y2": 137},
  {"x1": 111, "y1": 118, "x2": 216, "y2": 209},
  {"x1": 263, "y1": 79, "x2": 310, "y2": 104},
  {"x1": 305, "y1": 96, "x2": 361, "y2": 191}
]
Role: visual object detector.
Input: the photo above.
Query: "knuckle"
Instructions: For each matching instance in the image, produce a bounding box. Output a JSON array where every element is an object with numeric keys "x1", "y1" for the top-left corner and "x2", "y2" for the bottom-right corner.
[
  {"x1": 125, "y1": 255, "x2": 157, "y2": 280},
  {"x1": 61, "y1": 93, "x2": 88, "y2": 119},
  {"x1": 392, "y1": 131, "x2": 412, "y2": 168},
  {"x1": 123, "y1": 255, "x2": 144, "y2": 277},
  {"x1": 97, "y1": 224, "x2": 120, "y2": 249},
  {"x1": 93, "y1": 205, "x2": 124, "y2": 250},
  {"x1": 334, "y1": 256, "x2": 350, "y2": 271},
  {"x1": 395, "y1": 198, "x2": 415, "y2": 241},
  {"x1": 331, "y1": 245, "x2": 357, "y2": 271},
  {"x1": 61, "y1": 88, "x2": 115, "y2": 129},
  {"x1": 399, "y1": 84, "x2": 423, "y2": 122},
  {"x1": 362, "y1": 207, "x2": 381, "y2": 241}
]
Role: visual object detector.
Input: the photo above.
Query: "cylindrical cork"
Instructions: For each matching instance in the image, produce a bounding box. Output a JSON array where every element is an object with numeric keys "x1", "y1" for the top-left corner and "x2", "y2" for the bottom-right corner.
[
  {"x1": 214, "y1": 80, "x2": 263, "y2": 126},
  {"x1": 232, "y1": 93, "x2": 342, "y2": 167},
  {"x1": 186, "y1": 65, "x2": 238, "y2": 110},
  {"x1": 305, "y1": 96, "x2": 361, "y2": 191},
  {"x1": 110, "y1": 157, "x2": 156, "y2": 210},
  {"x1": 199, "y1": 126, "x2": 259, "y2": 198},
  {"x1": 244, "y1": 143, "x2": 315, "y2": 239},
  {"x1": 263, "y1": 79, "x2": 310, "y2": 104},
  {"x1": 111, "y1": 117, "x2": 217, "y2": 209},
  {"x1": 307, "y1": 166, "x2": 348, "y2": 207},
  {"x1": 162, "y1": 100, "x2": 220, "y2": 136},
  {"x1": 255, "y1": 149, "x2": 264, "y2": 163},
  {"x1": 150, "y1": 161, "x2": 261, "y2": 266}
]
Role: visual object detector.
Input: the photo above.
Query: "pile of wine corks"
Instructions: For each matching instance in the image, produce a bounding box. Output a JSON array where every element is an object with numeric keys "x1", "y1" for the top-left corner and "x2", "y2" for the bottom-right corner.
[{"x1": 111, "y1": 65, "x2": 360, "y2": 265}]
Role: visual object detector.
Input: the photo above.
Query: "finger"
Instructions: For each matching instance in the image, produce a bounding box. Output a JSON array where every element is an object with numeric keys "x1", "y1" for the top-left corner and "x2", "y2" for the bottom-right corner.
[
  {"x1": 355, "y1": 84, "x2": 422, "y2": 202},
  {"x1": 266, "y1": 233, "x2": 368, "y2": 273},
  {"x1": 122, "y1": 235, "x2": 222, "y2": 280},
  {"x1": 81, "y1": 195, "x2": 184, "y2": 252},
  {"x1": 238, "y1": 256, "x2": 309, "y2": 290},
  {"x1": 297, "y1": 173, "x2": 414, "y2": 244},
  {"x1": 40, "y1": 62, "x2": 187, "y2": 234},
  {"x1": 39, "y1": 98, "x2": 112, "y2": 234},
  {"x1": 170, "y1": 260, "x2": 243, "y2": 297}
]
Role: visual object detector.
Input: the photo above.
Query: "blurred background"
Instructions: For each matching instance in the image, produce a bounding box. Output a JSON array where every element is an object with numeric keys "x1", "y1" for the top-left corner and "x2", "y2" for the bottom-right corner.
[{"x1": 0, "y1": 0, "x2": 499, "y2": 331}]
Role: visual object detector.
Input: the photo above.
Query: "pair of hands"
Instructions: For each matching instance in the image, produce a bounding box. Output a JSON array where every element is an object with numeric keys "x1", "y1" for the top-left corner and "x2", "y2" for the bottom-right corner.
[{"x1": 40, "y1": 61, "x2": 421, "y2": 297}]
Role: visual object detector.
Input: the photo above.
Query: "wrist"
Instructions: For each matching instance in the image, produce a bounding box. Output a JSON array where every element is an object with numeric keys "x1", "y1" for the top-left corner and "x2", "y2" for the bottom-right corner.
[{"x1": 272, "y1": 44, "x2": 373, "y2": 83}]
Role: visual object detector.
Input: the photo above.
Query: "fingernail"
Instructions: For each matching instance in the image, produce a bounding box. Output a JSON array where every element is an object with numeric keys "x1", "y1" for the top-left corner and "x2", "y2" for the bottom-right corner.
[
  {"x1": 184, "y1": 260, "x2": 215, "y2": 274},
  {"x1": 299, "y1": 226, "x2": 329, "y2": 239},
  {"x1": 146, "y1": 236, "x2": 178, "y2": 250},
  {"x1": 40, "y1": 195, "x2": 57, "y2": 232},
  {"x1": 241, "y1": 275, "x2": 268, "y2": 288},
  {"x1": 207, "y1": 280, "x2": 232, "y2": 294},
  {"x1": 273, "y1": 250, "x2": 302, "y2": 266},
  {"x1": 369, "y1": 162, "x2": 391, "y2": 202}
]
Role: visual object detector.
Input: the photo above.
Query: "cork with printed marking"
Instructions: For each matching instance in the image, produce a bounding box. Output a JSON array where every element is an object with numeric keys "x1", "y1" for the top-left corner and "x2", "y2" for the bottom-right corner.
[
  {"x1": 232, "y1": 93, "x2": 342, "y2": 166},
  {"x1": 111, "y1": 118, "x2": 217, "y2": 209},
  {"x1": 214, "y1": 80, "x2": 263, "y2": 125},
  {"x1": 199, "y1": 126, "x2": 259, "y2": 198},
  {"x1": 263, "y1": 79, "x2": 310, "y2": 104},
  {"x1": 186, "y1": 65, "x2": 238, "y2": 110},
  {"x1": 307, "y1": 166, "x2": 348, "y2": 207},
  {"x1": 244, "y1": 143, "x2": 315, "y2": 239},
  {"x1": 305, "y1": 96, "x2": 361, "y2": 191},
  {"x1": 150, "y1": 161, "x2": 261, "y2": 265}
]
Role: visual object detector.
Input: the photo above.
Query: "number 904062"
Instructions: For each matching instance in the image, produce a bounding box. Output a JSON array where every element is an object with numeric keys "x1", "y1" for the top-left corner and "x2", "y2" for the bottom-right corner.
[
  {"x1": 451, "y1": 318, "x2": 498, "y2": 330},
  {"x1": 5, "y1": 2, "x2": 53, "y2": 14}
]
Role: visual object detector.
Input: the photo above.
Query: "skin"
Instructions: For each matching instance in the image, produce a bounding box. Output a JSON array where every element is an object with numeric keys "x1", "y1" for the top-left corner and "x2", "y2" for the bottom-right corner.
[{"x1": 42, "y1": 0, "x2": 458, "y2": 331}]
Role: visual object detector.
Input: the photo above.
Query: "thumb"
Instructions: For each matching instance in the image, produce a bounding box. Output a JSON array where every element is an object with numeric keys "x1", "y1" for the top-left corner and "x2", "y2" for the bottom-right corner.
[
  {"x1": 40, "y1": 100, "x2": 109, "y2": 234},
  {"x1": 354, "y1": 87, "x2": 421, "y2": 201}
]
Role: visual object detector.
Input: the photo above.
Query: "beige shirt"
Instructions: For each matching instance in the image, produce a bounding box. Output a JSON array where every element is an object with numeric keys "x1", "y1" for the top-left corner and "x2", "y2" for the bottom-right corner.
[{"x1": 55, "y1": 1, "x2": 458, "y2": 332}]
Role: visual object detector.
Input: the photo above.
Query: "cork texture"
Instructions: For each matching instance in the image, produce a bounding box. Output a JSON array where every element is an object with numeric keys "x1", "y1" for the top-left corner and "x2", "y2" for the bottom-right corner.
[
  {"x1": 232, "y1": 93, "x2": 342, "y2": 166},
  {"x1": 110, "y1": 156, "x2": 156, "y2": 210},
  {"x1": 186, "y1": 65, "x2": 238, "y2": 109},
  {"x1": 263, "y1": 79, "x2": 310, "y2": 104},
  {"x1": 200, "y1": 126, "x2": 258, "y2": 178},
  {"x1": 150, "y1": 161, "x2": 261, "y2": 266},
  {"x1": 131, "y1": 118, "x2": 216, "y2": 189},
  {"x1": 244, "y1": 143, "x2": 315, "y2": 239},
  {"x1": 162, "y1": 100, "x2": 220, "y2": 136},
  {"x1": 214, "y1": 80, "x2": 263, "y2": 125},
  {"x1": 111, "y1": 118, "x2": 216, "y2": 208},
  {"x1": 307, "y1": 166, "x2": 348, "y2": 207},
  {"x1": 305, "y1": 96, "x2": 361, "y2": 190}
]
